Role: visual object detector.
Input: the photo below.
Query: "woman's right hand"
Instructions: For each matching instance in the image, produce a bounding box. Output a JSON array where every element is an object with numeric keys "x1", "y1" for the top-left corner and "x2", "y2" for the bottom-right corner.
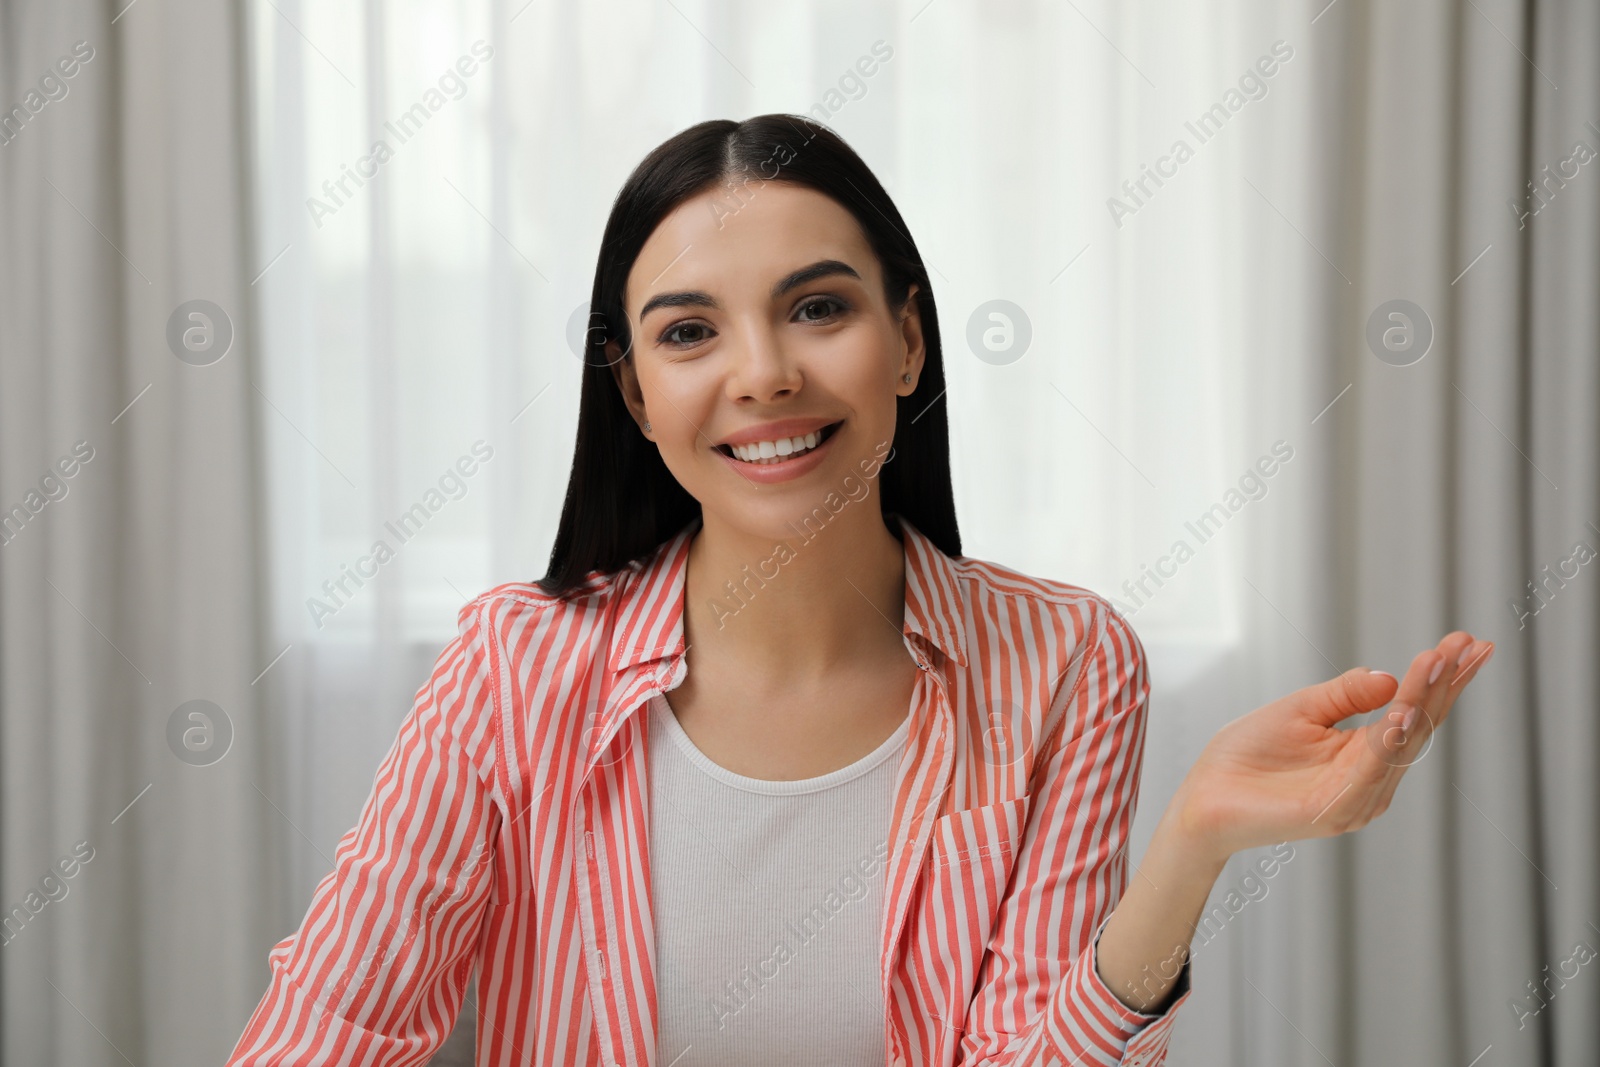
[{"x1": 1167, "y1": 630, "x2": 1494, "y2": 864}]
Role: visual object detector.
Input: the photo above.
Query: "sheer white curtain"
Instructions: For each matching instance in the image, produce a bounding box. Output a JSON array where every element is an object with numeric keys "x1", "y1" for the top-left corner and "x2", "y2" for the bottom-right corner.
[
  {"x1": 246, "y1": 0, "x2": 1266, "y2": 890},
  {"x1": 244, "y1": 1, "x2": 1596, "y2": 1065},
  {"x1": 242, "y1": 0, "x2": 1322, "y2": 1060}
]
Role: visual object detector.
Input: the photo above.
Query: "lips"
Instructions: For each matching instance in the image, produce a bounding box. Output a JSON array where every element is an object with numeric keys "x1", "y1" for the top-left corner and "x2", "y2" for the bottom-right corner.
[
  {"x1": 710, "y1": 419, "x2": 845, "y2": 485},
  {"x1": 713, "y1": 420, "x2": 843, "y2": 464}
]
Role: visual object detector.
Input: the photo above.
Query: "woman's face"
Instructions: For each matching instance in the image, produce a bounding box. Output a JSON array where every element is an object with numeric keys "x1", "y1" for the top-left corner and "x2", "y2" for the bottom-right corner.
[{"x1": 609, "y1": 179, "x2": 924, "y2": 540}]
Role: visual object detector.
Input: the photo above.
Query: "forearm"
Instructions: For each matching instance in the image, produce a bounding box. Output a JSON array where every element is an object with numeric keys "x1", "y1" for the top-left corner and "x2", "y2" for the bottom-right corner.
[{"x1": 1093, "y1": 794, "x2": 1229, "y2": 1014}]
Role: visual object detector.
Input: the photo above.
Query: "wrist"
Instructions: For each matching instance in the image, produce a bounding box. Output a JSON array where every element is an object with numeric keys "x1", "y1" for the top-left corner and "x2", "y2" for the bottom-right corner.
[{"x1": 1155, "y1": 779, "x2": 1234, "y2": 877}]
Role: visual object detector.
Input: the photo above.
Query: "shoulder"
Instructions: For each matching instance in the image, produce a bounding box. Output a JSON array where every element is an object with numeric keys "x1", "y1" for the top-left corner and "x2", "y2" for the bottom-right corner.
[
  {"x1": 952, "y1": 553, "x2": 1141, "y2": 662},
  {"x1": 452, "y1": 570, "x2": 623, "y2": 647},
  {"x1": 435, "y1": 572, "x2": 629, "y2": 780},
  {"x1": 949, "y1": 553, "x2": 1148, "y2": 745},
  {"x1": 447, "y1": 546, "x2": 680, "y2": 683},
  {"x1": 453, "y1": 523, "x2": 693, "y2": 632}
]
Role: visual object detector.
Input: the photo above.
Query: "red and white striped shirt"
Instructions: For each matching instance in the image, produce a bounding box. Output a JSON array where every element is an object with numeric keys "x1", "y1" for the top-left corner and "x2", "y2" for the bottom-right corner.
[{"x1": 226, "y1": 513, "x2": 1190, "y2": 1066}]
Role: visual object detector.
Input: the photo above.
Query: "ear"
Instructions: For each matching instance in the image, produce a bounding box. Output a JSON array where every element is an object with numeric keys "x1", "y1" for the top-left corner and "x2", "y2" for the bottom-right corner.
[
  {"x1": 606, "y1": 341, "x2": 652, "y2": 438},
  {"x1": 896, "y1": 283, "x2": 926, "y2": 394}
]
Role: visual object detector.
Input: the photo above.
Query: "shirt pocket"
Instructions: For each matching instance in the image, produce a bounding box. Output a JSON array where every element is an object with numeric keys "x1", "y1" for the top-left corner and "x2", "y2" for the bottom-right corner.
[
  {"x1": 922, "y1": 796, "x2": 1032, "y2": 1021},
  {"x1": 934, "y1": 796, "x2": 1030, "y2": 921}
]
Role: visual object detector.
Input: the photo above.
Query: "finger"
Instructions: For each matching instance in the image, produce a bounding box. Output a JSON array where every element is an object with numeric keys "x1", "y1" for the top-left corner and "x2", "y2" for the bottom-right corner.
[
  {"x1": 1345, "y1": 634, "x2": 1494, "y2": 831},
  {"x1": 1448, "y1": 638, "x2": 1494, "y2": 691},
  {"x1": 1362, "y1": 712, "x2": 1426, "y2": 821},
  {"x1": 1363, "y1": 633, "x2": 1473, "y2": 732},
  {"x1": 1405, "y1": 640, "x2": 1456, "y2": 704},
  {"x1": 1362, "y1": 635, "x2": 1492, "y2": 819},
  {"x1": 1382, "y1": 640, "x2": 1463, "y2": 743},
  {"x1": 1356, "y1": 706, "x2": 1421, "y2": 814},
  {"x1": 1362, "y1": 649, "x2": 1441, "y2": 771},
  {"x1": 1421, "y1": 631, "x2": 1475, "y2": 707},
  {"x1": 1427, "y1": 636, "x2": 1495, "y2": 732},
  {"x1": 1366, "y1": 750, "x2": 1413, "y2": 823},
  {"x1": 1365, "y1": 686, "x2": 1456, "y2": 820},
  {"x1": 1301, "y1": 666, "x2": 1400, "y2": 728},
  {"x1": 1312, "y1": 726, "x2": 1400, "y2": 835},
  {"x1": 1339, "y1": 734, "x2": 1397, "y2": 829}
]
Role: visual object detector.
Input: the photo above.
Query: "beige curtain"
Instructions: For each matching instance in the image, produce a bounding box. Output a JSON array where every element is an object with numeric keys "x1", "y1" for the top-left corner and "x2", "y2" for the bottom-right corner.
[
  {"x1": 1334, "y1": 0, "x2": 1598, "y2": 1062},
  {"x1": 1166, "y1": 1, "x2": 1599, "y2": 1063},
  {"x1": 0, "y1": 1, "x2": 279, "y2": 1064}
]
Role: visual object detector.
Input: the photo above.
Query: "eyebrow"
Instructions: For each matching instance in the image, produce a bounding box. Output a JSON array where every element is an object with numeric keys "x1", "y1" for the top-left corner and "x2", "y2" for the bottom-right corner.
[{"x1": 636, "y1": 259, "x2": 862, "y2": 322}]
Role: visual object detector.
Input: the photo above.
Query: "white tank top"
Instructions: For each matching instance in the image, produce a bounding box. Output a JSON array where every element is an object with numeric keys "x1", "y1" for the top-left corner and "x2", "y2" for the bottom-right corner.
[{"x1": 647, "y1": 692, "x2": 910, "y2": 1067}]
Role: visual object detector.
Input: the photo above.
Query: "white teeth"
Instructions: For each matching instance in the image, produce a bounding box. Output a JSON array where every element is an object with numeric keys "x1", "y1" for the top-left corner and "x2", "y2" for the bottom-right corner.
[{"x1": 728, "y1": 429, "x2": 827, "y2": 464}]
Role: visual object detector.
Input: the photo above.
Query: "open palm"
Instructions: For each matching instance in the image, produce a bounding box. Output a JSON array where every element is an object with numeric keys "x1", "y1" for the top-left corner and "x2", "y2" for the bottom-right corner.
[{"x1": 1172, "y1": 630, "x2": 1494, "y2": 859}]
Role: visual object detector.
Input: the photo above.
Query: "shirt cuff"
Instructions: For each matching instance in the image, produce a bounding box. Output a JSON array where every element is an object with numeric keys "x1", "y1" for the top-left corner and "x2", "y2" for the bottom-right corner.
[{"x1": 1043, "y1": 915, "x2": 1193, "y2": 1065}]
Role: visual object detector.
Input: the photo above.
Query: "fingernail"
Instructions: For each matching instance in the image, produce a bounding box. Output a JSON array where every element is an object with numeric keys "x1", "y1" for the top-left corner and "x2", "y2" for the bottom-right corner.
[
  {"x1": 1400, "y1": 704, "x2": 1420, "y2": 732},
  {"x1": 1481, "y1": 643, "x2": 1494, "y2": 666},
  {"x1": 1427, "y1": 658, "x2": 1444, "y2": 685},
  {"x1": 1458, "y1": 642, "x2": 1480, "y2": 669},
  {"x1": 1370, "y1": 669, "x2": 1397, "y2": 683}
]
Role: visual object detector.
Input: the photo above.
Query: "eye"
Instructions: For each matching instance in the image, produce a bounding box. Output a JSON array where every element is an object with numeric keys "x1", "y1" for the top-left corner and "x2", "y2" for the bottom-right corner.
[
  {"x1": 658, "y1": 320, "x2": 714, "y2": 347},
  {"x1": 795, "y1": 295, "x2": 848, "y2": 323}
]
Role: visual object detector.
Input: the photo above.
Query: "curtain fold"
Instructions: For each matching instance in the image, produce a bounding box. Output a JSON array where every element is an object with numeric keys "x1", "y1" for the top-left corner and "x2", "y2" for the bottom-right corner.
[
  {"x1": 0, "y1": 1, "x2": 276, "y2": 1064},
  {"x1": 1196, "y1": 2, "x2": 1599, "y2": 1064}
]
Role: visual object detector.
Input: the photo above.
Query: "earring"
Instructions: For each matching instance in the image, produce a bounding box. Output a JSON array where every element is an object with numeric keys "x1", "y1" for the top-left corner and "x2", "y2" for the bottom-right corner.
[
  {"x1": 902, "y1": 374, "x2": 912, "y2": 384},
  {"x1": 643, "y1": 421, "x2": 652, "y2": 432}
]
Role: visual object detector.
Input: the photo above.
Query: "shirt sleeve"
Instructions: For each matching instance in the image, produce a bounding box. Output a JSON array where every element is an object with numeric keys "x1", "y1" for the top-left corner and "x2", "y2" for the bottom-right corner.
[
  {"x1": 224, "y1": 603, "x2": 502, "y2": 1066},
  {"x1": 955, "y1": 600, "x2": 1191, "y2": 1066}
]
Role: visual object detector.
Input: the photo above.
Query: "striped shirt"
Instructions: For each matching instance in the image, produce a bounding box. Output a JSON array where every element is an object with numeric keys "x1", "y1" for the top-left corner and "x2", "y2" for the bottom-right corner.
[{"x1": 225, "y1": 512, "x2": 1191, "y2": 1066}]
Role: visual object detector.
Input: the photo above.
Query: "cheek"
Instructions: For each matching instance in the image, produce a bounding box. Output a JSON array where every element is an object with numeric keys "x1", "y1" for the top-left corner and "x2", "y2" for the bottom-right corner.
[
  {"x1": 823, "y1": 341, "x2": 902, "y2": 453},
  {"x1": 640, "y1": 367, "x2": 715, "y2": 451},
  {"x1": 848, "y1": 335, "x2": 901, "y2": 401},
  {"x1": 819, "y1": 327, "x2": 897, "y2": 394}
]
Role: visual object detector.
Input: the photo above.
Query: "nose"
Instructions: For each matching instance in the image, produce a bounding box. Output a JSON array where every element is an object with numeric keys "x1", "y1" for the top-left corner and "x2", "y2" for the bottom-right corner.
[{"x1": 724, "y1": 318, "x2": 802, "y2": 403}]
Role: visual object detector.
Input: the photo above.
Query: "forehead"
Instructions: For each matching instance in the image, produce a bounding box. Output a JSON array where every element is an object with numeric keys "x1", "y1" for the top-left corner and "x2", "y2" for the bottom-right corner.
[{"x1": 625, "y1": 181, "x2": 878, "y2": 316}]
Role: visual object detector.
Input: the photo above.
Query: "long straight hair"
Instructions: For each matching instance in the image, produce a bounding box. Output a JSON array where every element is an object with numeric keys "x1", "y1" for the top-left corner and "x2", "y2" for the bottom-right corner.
[{"x1": 537, "y1": 114, "x2": 961, "y2": 596}]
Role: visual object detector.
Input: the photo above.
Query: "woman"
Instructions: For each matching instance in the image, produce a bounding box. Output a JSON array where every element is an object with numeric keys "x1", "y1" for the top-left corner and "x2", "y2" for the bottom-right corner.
[{"x1": 227, "y1": 115, "x2": 1491, "y2": 1067}]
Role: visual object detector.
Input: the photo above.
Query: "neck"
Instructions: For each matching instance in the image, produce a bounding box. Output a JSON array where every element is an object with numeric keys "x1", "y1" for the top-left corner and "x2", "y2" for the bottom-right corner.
[{"x1": 683, "y1": 506, "x2": 909, "y2": 682}]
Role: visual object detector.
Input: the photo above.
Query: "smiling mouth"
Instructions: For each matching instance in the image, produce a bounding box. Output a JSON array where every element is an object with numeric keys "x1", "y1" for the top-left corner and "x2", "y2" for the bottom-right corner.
[{"x1": 714, "y1": 421, "x2": 844, "y2": 464}]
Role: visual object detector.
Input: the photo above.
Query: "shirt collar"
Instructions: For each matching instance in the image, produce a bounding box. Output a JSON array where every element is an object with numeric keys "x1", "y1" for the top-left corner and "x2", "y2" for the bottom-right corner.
[{"x1": 604, "y1": 511, "x2": 969, "y2": 675}]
